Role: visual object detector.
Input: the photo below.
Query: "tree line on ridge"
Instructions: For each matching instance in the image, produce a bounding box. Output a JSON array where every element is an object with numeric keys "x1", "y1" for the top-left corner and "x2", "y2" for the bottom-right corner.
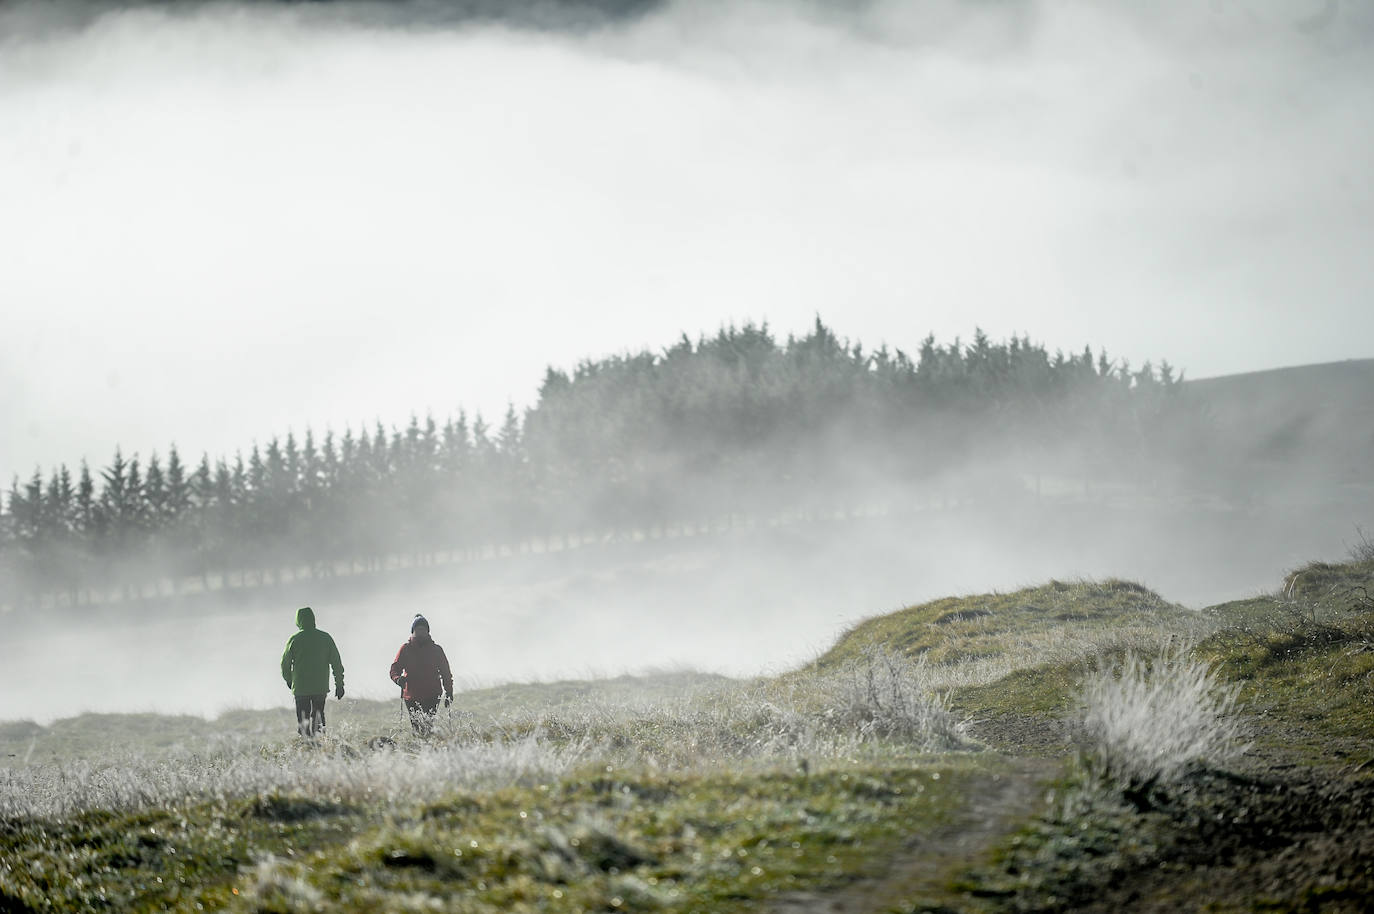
[{"x1": 0, "y1": 320, "x2": 1193, "y2": 608}]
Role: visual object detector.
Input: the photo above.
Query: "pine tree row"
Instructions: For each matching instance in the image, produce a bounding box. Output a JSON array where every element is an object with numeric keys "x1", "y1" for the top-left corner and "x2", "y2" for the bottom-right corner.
[{"x1": 0, "y1": 321, "x2": 1186, "y2": 607}]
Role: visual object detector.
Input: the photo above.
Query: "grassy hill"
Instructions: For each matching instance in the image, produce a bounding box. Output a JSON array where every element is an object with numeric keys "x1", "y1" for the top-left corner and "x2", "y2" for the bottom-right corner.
[
  {"x1": 813, "y1": 577, "x2": 1197, "y2": 671},
  {"x1": 3, "y1": 549, "x2": 1374, "y2": 912},
  {"x1": 1185, "y1": 358, "x2": 1374, "y2": 490}
]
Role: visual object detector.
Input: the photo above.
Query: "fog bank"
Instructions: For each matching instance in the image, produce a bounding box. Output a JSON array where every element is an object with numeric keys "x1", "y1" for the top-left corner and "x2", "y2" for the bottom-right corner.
[
  {"x1": 4, "y1": 0, "x2": 1373, "y2": 483},
  {"x1": 4, "y1": 498, "x2": 1366, "y2": 724}
]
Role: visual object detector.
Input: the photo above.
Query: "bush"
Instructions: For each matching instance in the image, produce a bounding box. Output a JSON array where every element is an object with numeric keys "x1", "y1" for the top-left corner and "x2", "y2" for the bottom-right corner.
[
  {"x1": 816, "y1": 647, "x2": 970, "y2": 750},
  {"x1": 1079, "y1": 649, "x2": 1246, "y2": 793},
  {"x1": 1350, "y1": 525, "x2": 1374, "y2": 563}
]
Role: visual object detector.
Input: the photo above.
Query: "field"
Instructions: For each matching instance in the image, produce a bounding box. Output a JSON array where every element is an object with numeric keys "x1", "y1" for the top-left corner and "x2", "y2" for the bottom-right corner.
[{"x1": 3, "y1": 549, "x2": 1374, "y2": 912}]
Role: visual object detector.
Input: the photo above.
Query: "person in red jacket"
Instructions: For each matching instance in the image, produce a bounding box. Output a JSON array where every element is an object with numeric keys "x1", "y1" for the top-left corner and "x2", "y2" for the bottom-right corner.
[{"x1": 389, "y1": 614, "x2": 454, "y2": 736}]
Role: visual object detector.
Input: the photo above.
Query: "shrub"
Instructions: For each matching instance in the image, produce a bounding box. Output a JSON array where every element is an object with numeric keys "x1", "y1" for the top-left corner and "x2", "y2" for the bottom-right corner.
[
  {"x1": 1078, "y1": 649, "x2": 1246, "y2": 794},
  {"x1": 1350, "y1": 525, "x2": 1374, "y2": 563},
  {"x1": 815, "y1": 647, "x2": 970, "y2": 750}
]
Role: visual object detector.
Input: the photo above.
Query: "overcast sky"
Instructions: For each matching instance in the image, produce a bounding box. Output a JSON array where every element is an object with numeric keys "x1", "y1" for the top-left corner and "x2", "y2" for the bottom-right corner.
[{"x1": 3, "y1": 0, "x2": 1371, "y2": 484}]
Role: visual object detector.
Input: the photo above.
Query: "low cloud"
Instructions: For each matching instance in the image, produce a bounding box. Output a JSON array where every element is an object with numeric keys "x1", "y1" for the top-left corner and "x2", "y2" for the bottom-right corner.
[{"x1": 2, "y1": 0, "x2": 1371, "y2": 480}]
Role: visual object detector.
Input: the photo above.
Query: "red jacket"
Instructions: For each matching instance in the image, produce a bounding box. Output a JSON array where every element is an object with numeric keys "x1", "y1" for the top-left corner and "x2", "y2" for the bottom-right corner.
[{"x1": 390, "y1": 633, "x2": 454, "y2": 702}]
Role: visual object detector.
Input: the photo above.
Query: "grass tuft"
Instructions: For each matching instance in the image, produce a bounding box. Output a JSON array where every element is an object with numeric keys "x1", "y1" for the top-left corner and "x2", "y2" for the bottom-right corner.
[
  {"x1": 1079, "y1": 649, "x2": 1247, "y2": 794},
  {"x1": 817, "y1": 647, "x2": 971, "y2": 749}
]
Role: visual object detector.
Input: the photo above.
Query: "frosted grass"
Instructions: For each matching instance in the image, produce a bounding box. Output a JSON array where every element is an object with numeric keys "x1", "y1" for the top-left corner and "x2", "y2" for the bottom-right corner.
[
  {"x1": 0, "y1": 649, "x2": 971, "y2": 820},
  {"x1": 1079, "y1": 648, "x2": 1247, "y2": 788},
  {"x1": 0, "y1": 733, "x2": 587, "y2": 820}
]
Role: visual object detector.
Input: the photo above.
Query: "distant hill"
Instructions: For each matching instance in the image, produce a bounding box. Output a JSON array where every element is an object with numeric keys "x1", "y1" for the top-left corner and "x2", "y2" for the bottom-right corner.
[{"x1": 1184, "y1": 359, "x2": 1374, "y2": 488}]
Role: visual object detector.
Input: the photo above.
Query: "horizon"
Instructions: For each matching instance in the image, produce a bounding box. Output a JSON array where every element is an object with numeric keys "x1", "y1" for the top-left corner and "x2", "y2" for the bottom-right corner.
[
  {"x1": 4, "y1": 329, "x2": 1370, "y2": 484},
  {"x1": 0, "y1": 324, "x2": 1348, "y2": 480}
]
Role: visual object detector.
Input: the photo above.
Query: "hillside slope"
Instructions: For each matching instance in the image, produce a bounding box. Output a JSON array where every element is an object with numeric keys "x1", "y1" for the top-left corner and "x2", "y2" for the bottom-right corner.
[{"x1": 1185, "y1": 358, "x2": 1374, "y2": 488}]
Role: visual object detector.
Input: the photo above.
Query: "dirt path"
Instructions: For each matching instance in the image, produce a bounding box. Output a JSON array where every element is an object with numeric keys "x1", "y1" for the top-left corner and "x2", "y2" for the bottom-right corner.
[
  {"x1": 770, "y1": 757, "x2": 1060, "y2": 914},
  {"x1": 769, "y1": 714, "x2": 1374, "y2": 914}
]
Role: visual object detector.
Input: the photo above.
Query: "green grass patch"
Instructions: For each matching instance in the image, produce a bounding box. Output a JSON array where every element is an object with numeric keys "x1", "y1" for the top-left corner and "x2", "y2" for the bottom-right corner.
[
  {"x1": 812, "y1": 579, "x2": 1197, "y2": 673},
  {"x1": 951, "y1": 660, "x2": 1091, "y2": 721},
  {"x1": 1198, "y1": 614, "x2": 1374, "y2": 765}
]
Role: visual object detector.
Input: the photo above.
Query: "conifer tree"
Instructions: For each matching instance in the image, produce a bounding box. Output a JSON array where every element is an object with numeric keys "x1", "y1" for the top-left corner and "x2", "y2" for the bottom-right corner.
[
  {"x1": 75, "y1": 462, "x2": 96, "y2": 541},
  {"x1": 191, "y1": 455, "x2": 213, "y2": 507},
  {"x1": 165, "y1": 447, "x2": 192, "y2": 522},
  {"x1": 184, "y1": 454, "x2": 215, "y2": 586},
  {"x1": 98, "y1": 449, "x2": 130, "y2": 563},
  {"x1": 144, "y1": 453, "x2": 168, "y2": 528},
  {"x1": 125, "y1": 456, "x2": 147, "y2": 548}
]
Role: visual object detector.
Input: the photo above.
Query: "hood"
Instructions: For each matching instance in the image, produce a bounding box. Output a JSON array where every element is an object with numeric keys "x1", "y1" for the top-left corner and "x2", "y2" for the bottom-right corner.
[{"x1": 296, "y1": 606, "x2": 316, "y2": 630}]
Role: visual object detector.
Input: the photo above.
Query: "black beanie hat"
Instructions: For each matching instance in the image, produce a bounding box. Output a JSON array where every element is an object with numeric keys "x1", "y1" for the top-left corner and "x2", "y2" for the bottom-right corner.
[{"x1": 411, "y1": 614, "x2": 429, "y2": 633}]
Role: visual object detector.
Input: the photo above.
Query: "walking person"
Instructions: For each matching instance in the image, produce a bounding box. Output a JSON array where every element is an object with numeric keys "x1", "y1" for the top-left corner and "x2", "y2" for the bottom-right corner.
[
  {"x1": 280, "y1": 606, "x2": 345, "y2": 738},
  {"x1": 389, "y1": 614, "x2": 454, "y2": 736}
]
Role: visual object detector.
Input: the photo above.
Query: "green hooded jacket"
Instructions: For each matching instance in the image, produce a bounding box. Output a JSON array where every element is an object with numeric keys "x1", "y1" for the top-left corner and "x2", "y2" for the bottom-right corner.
[{"x1": 281, "y1": 607, "x2": 345, "y2": 697}]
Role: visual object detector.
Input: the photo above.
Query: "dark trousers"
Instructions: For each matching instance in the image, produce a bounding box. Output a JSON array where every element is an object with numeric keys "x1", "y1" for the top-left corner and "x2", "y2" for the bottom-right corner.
[
  {"x1": 295, "y1": 694, "x2": 327, "y2": 737},
  {"x1": 405, "y1": 697, "x2": 440, "y2": 735}
]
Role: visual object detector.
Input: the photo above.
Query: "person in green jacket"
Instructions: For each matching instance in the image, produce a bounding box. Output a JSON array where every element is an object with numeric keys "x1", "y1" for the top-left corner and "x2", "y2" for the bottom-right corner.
[{"x1": 280, "y1": 606, "x2": 345, "y2": 737}]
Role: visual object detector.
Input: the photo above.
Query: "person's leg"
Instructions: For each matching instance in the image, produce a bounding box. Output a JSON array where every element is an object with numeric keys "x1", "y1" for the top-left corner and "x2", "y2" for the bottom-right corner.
[
  {"x1": 405, "y1": 699, "x2": 427, "y2": 735},
  {"x1": 297, "y1": 695, "x2": 326, "y2": 737},
  {"x1": 406, "y1": 697, "x2": 439, "y2": 736},
  {"x1": 295, "y1": 695, "x2": 313, "y2": 737},
  {"x1": 419, "y1": 697, "x2": 439, "y2": 736}
]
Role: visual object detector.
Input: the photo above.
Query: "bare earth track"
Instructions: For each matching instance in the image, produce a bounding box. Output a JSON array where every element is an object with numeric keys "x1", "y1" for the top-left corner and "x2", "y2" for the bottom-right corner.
[{"x1": 771, "y1": 758, "x2": 1060, "y2": 914}]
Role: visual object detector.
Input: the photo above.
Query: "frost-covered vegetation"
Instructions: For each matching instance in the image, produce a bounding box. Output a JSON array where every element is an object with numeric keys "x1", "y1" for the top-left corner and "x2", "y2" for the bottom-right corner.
[
  {"x1": 0, "y1": 648, "x2": 970, "y2": 821},
  {"x1": 0, "y1": 646, "x2": 987, "y2": 913},
  {"x1": 1078, "y1": 649, "x2": 1247, "y2": 789}
]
